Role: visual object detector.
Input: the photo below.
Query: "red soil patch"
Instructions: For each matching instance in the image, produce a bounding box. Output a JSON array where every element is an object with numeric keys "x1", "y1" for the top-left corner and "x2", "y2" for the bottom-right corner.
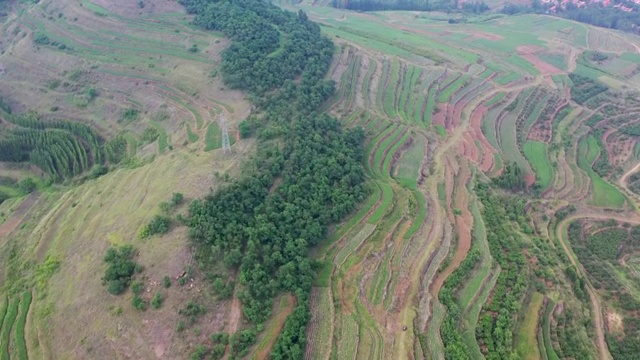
[
  {"x1": 522, "y1": 54, "x2": 563, "y2": 75},
  {"x1": 227, "y1": 295, "x2": 242, "y2": 334},
  {"x1": 516, "y1": 46, "x2": 563, "y2": 75},
  {"x1": 524, "y1": 173, "x2": 536, "y2": 187},
  {"x1": 621, "y1": 64, "x2": 637, "y2": 78},
  {"x1": 467, "y1": 32, "x2": 505, "y2": 41},
  {"x1": 470, "y1": 105, "x2": 497, "y2": 172},
  {"x1": 431, "y1": 161, "x2": 473, "y2": 296},
  {"x1": 516, "y1": 45, "x2": 547, "y2": 55},
  {"x1": 459, "y1": 133, "x2": 479, "y2": 164},
  {"x1": 432, "y1": 104, "x2": 447, "y2": 127}
]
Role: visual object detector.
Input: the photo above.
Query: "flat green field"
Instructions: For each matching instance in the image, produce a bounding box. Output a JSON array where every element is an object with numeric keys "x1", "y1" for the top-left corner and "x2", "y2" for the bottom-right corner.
[
  {"x1": 523, "y1": 141, "x2": 553, "y2": 190},
  {"x1": 578, "y1": 136, "x2": 626, "y2": 208}
]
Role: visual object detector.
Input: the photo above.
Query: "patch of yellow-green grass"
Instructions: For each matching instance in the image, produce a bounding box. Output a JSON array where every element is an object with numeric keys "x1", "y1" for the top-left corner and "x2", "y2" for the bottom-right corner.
[
  {"x1": 305, "y1": 288, "x2": 334, "y2": 360},
  {"x1": 435, "y1": 125, "x2": 447, "y2": 139},
  {"x1": 515, "y1": 292, "x2": 544, "y2": 360},
  {"x1": 204, "y1": 122, "x2": 222, "y2": 151},
  {"x1": 150, "y1": 121, "x2": 169, "y2": 152},
  {"x1": 186, "y1": 123, "x2": 199, "y2": 143},
  {"x1": 425, "y1": 300, "x2": 445, "y2": 360},
  {"x1": 396, "y1": 136, "x2": 424, "y2": 181},
  {"x1": 334, "y1": 224, "x2": 376, "y2": 267},
  {"x1": 542, "y1": 300, "x2": 561, "y2": 360},
  {"x1": 0, "y1": 297, "x2": 7, "y2": 336},
  {"x1": 337, "y1": 314, "x2": 359, "y2": 360},
  {"x1": 354, "y1": 298, "x2": 383, "y2": 359}
]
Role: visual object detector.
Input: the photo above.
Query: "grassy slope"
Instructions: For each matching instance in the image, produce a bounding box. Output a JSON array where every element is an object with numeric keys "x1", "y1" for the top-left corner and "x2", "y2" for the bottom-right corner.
[{"x1": 2, "y1": 147, "x2": 251, "y2": 359}]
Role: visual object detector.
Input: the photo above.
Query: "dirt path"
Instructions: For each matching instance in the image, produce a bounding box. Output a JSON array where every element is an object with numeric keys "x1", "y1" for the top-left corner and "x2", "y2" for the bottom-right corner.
[
  {"x1": 567, "y1": 47, "x2": 579, "y2": 73},
  {"x1": 228, "y1": 295, "x2": 241, "y2": 334},
  {"x1": 255, "y1": 294, "x2": 296, "y2": 360},
  {"x1": 609, "y1": 31, "x2": 640, "y2": 54},
  {"x1": 554, "y1": 211, "x2": 640, "y2": 360},
  {"x1": 619, "y1": 162, "x2": 640, "y2": 194}
]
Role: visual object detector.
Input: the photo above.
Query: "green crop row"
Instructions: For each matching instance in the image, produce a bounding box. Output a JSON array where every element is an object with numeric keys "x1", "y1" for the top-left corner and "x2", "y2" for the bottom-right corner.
[
  {"x1": 384, "y1": 60, "x2": 400, "y2": 118},
  {"x1": 14, "y1": 292, "x2": 32, "y2": 360},
  {"x1": 362, "y1": 60, "x2": 377, "y2": 109},
  {"x1": 334, "y1": 224, "x2": 376, "y2": 267},
  {"x1": 437, "y1": 74, "x2": 470, "y2": 103},
  {"x1": 0, "y1": 298, "x2": 19, "y2": 360},
  {"x1": 337, "y1": 315, "x2": 359, "y2": 360}
]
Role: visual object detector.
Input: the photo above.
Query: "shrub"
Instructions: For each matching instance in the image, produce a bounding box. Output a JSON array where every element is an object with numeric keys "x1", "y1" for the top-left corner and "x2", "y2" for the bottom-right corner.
[
  {"x1": 90, "y1": 165, "x2": 108, "y2": 179},
  {"x1": 139, "y1": 215, "x2": 171, "y2": 239},
  {"x1": 171, "y1": 192, "x2": 184, "y2": 206},
  {"x1": 176, "y1": 320, "x2": 186, "y2": 332},
  {"x1": 163, "y1": 276, "x2": 171, "y2": 288},
  {"x1": 131, "y1": 280, "x2": 144, "y2": 295},
  {"x1": 18, "y1": 177, "x2": 36, "y2": 194},
  {"x1": 132, "y1": 295, "x2": 146, "y2": 310},
  {"x1": 120, "y1": 108, "x2": 139, "y2": 123},
  {"x1": 211, "y1": 344, "x2": 225, "y2": 360},
  {"x1": 102, "y1": 245, "x2": 139, "y2": 295},
  {"x1": 179, "y1": 301, "x2": 207, "y2": 324},
  {"x1": 239, "y1": 121, "x2": 252, "y2": 138},
  {"x1": 211, "y1": 332, "x2": 229, "y2": 345},
  {"x1": 151, "y1": 293, "x2": 164, "y2": 309},
  {"x1": 33, "y1": 32, "x2": 50, "y2": 45},
  {"x1": 190, "y1": 345, "x2": 207, "y2": 360}
]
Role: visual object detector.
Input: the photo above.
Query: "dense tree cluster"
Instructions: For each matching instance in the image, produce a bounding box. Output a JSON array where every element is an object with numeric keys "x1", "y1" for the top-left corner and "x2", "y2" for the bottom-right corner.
[
  {"x1": 590, "y1": 129, "x2": 611, "y2": 178},
  {"x1": 559, "y1": 2, "x2": 640, "y2": 33},
  {"x1": 439, "y1": 246, "x2": 481, "y2": 359},
  {"x1": 475, "y1": 183, "x2": 529, "y2": 359},
  {"x1": 492, "y1": 162, "x2": 525, "y2": 190},
  {"x1": 568, "y1": 73, "x2": 608, "y2": 105},
  {"x1": 181, "y1": 0, "x2": 366, "y2": 358},
  {"x1": 331, "y1": 0, "x2": 488, "y2": 13},
  {"x1": 0, "y1": 112, "x2": 126, "y2": 180},
  {"x1": 502, "y1": 1, "x2": 640, "y2": 34}
]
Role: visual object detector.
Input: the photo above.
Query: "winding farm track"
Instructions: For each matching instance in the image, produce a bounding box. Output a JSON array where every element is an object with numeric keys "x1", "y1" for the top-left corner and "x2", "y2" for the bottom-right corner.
[
  {"x1": 555, "y1": 210, "x2": 640, "y2": 360},
  {"x1": 619, "y1": 162, "x2": 640, "y2": 198}
]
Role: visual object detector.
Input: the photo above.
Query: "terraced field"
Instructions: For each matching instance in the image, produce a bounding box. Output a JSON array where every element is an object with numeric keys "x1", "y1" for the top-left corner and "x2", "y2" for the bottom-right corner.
[{"x1": 290, "y1": 2, "x2": 640, "y2": 359}]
